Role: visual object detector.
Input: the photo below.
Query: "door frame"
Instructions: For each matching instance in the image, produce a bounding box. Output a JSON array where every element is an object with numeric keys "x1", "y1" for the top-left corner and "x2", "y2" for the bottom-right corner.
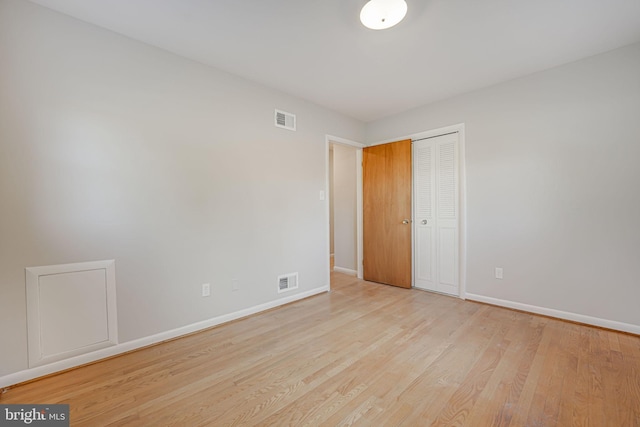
[
  {"x1": 325, "y1": 135, "x2": 365, "y2": 287},
  {"x1": 369, "y1": 123, "x2": 467, "y2": 299}
]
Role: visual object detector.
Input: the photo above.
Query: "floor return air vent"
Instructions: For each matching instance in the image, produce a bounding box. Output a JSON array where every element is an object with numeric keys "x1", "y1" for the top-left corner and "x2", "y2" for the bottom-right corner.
[{"x1": 278, "y1": 272, "x2": 298, "y2": 293}]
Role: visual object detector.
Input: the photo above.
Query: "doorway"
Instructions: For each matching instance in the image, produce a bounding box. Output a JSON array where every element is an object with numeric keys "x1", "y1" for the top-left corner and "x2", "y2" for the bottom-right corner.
[
  {"x1": 327, "y1": 136, "x2": 364, "y2": 280},
  {"x1": 326, "y1": 125, "x2": 465, "y2": 297}
]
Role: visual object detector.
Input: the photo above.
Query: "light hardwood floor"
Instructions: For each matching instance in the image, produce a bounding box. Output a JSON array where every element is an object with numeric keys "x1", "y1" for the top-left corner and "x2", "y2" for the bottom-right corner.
[{"x1": 2, "y1": 272, "x2": 639, "y2": 426}]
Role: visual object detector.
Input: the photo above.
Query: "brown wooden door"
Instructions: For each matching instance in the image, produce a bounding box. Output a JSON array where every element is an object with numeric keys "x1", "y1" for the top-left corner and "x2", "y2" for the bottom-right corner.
[{"x1": 363, "y1": 139, "x2": 412, "y2": 288}]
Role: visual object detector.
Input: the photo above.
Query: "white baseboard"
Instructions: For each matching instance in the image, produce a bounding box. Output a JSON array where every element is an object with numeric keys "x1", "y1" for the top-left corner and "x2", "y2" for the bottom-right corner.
[
  {"x1": 466, "y1": 293, "x2": 640, "y2": 335},
  {"x1": 333, "y1": 266, "x2": 357, "y2": 276},
  {"x1": 0, "y1": 285, "x2": 329, "y2": 389}
]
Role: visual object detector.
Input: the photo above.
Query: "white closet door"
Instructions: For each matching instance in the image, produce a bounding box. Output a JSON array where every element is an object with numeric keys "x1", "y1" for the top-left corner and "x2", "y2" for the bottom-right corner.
[
  {"x1": 413, "y1": 133, "x2": 459, "y2": 295},
  {"x1": 414, "y1": 142, "x2": 436, "y2": 290}
]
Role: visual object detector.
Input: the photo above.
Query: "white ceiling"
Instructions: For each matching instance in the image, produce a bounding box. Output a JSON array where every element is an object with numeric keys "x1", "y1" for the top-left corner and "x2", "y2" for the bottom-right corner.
[{"x1": 28, "y1": 0, "x2": 640, "y2": 122}]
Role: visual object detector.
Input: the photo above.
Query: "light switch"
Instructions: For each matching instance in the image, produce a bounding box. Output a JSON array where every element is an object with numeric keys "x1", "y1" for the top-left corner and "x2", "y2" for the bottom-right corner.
[{"x1": 319, "y1": 190, "x2": 325, "y2": 200}]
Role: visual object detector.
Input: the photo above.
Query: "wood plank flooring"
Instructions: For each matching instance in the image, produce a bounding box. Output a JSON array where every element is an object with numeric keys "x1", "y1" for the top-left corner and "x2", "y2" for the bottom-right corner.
[{"x1": 2, "y1": 272, "x2": 640, "y2": 426}]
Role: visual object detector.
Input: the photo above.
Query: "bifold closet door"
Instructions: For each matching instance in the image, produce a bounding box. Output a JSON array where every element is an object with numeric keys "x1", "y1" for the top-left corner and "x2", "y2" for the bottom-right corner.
[{"x1": 414, "y1": 133, "x2": 459, "y2": 296}]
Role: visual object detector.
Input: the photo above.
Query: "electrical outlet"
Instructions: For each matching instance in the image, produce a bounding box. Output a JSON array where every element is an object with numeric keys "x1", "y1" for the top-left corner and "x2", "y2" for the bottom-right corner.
[
  {"x1": 232, "y1": 278, "x2": 239, "y2": 292},
  {"x1": 495, "y1": 268, "x2": 503, "y2": 279},
  {"x1": 202, "y1": 283, "x2": 211, "y2": 297}
]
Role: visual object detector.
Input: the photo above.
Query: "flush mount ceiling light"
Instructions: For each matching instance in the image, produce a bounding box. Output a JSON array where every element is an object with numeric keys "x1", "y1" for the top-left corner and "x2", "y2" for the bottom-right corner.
[{"x1": 360, "y1": 0, "x2": 408, "y2": 30}]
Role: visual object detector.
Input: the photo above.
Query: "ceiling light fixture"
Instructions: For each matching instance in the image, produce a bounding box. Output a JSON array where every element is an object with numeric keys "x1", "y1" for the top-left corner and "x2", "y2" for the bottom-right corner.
[{"x1": 360, "y1": 0, "x2": 408, "y2": 30}]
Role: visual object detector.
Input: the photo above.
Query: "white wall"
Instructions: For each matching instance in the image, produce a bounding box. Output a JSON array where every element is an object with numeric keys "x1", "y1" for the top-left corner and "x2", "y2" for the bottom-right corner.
[
  {"x1": 0, "y1": 0, "x2": 363, "y2": 379},
  {"x1": 367, "y1": 43, "x2": 640, "y2": 330},
  {"x1": 331, "y1": 144, "x2": 358, "y2": 272}
]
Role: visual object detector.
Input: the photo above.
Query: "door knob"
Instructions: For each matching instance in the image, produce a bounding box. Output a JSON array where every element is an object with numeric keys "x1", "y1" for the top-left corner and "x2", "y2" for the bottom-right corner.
[
  {"x1": 421, "y1": 220, "x2": 428, "y2": 225},
  {"x1": 402, "y1": 219, "x2": 410, "y2": 224}
]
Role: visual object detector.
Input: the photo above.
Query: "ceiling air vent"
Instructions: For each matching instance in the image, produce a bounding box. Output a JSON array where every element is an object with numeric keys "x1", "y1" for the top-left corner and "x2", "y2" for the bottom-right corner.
[
  {"x1": 275, "y1": 109, "x2": 296, "y2": 131},
  {"x1": 277, "y1": 272, "x2": 299, "y2": 293}
]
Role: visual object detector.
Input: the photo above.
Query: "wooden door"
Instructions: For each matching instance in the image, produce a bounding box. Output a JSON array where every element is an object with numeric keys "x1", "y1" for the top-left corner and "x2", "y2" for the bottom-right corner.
[
  {"x1": 363, "y1": 139, "x2": 412, "y2": 288},
  {"x1": 414, "y1": 133, "x2": 460, "y2": 295}
]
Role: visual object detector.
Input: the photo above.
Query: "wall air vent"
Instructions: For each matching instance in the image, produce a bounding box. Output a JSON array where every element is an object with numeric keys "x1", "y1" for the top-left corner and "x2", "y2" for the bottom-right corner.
[
  {"x1": 277, "y1": 272, "x2": 299, "y2": 293},
  {"x1": 275, "y1": 109, "x2": 296, "y2": 131}
]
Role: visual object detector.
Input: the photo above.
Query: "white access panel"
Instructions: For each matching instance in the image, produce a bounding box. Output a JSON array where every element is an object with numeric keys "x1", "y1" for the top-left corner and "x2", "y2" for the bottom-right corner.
[{"x1": 26, "y1": 260, "x2": 118, "y2": 367}]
